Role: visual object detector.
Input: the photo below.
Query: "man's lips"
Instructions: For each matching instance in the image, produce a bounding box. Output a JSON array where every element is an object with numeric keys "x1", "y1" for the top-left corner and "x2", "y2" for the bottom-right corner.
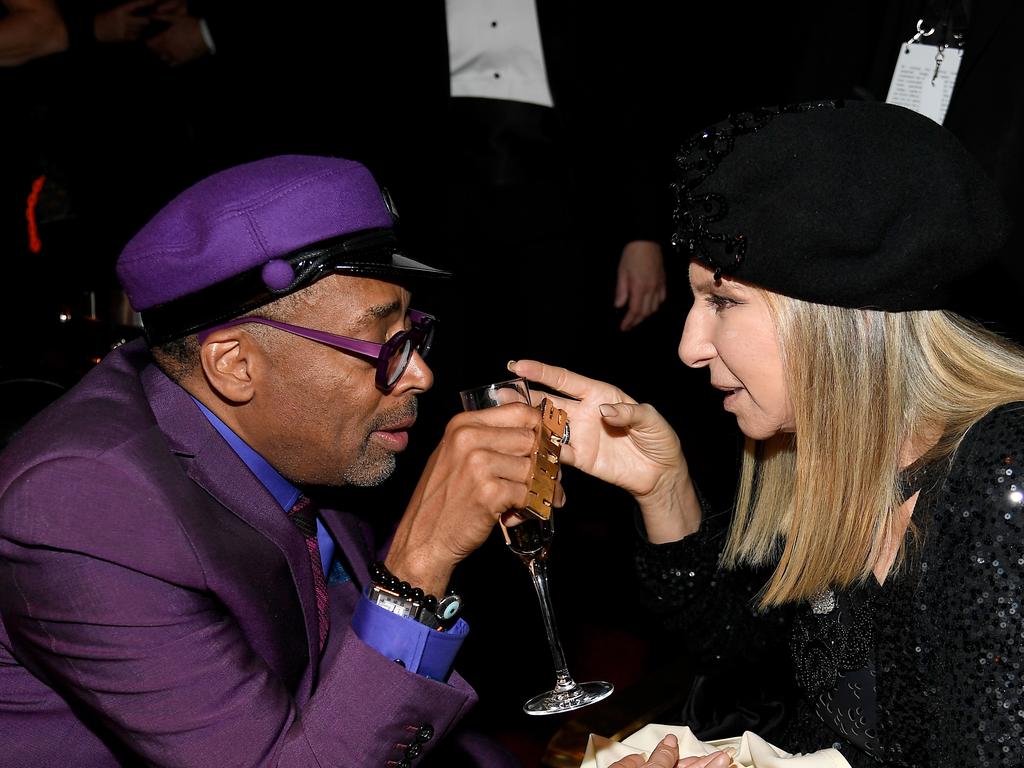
[
  {"x1": 377, "y1": 418, "x2": 416, "y2": 432},
  {"x1": 370, "y1": 419, "x2": 416, "y2": 450}
]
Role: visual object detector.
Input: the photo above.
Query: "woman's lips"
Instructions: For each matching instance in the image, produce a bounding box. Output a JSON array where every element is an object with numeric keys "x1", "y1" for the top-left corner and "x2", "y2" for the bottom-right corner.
[{"x1": 713, "y1": 384, "x2": 743, "y2": 410}]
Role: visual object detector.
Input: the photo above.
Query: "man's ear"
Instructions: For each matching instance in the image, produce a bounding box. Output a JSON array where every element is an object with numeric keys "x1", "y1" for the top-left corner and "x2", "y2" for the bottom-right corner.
[{"x1": 198, "y1": 330, "x2": 263, "y2": 404}]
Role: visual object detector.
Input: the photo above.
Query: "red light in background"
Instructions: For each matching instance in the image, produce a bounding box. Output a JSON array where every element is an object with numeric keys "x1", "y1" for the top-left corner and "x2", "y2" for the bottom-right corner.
[{"x1": 25, "y1": 175, "x2": 46, "y2": 254}]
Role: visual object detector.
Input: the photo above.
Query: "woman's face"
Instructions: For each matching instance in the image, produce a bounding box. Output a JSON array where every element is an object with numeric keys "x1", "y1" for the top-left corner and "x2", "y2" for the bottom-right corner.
[{"x1": 679, "y1": 262, "x2": 794, "y2": 440}]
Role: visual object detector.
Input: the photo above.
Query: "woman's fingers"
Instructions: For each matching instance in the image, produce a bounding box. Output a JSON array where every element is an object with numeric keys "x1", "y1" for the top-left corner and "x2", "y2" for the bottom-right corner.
[
  {"x1": 607, "y1": 755, "x2": 646, "y2": 768},
  {"x1": 678, "y1": 750, "x2": 732, "y2": 768},
  {"x1": 645, "y1": 733, "x2": 680, "y2": 767},
  {"x1": 598, "y1": 402, "x2": 666, "y2": 433},
  {"x1": 605, "y1": 733, "x2": 680, "y2": 768},
  {"x1": 510, "y1": 359, "x2": 628, "y2": 404}
]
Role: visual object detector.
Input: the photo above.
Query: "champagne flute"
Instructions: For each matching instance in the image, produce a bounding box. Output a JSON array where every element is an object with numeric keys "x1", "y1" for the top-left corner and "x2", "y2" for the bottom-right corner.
[{"x1": 460, "y1": 377, "x2": 613, "y2": 715}]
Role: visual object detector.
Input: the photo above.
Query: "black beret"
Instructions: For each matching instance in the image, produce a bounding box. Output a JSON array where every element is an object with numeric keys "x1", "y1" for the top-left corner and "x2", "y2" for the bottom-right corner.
[{"x1": 672, "y1": 100, "x2": 1012, "y2": 311}]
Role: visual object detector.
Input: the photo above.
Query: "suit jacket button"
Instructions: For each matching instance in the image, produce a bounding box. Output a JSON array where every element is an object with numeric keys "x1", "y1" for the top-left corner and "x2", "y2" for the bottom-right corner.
[
  {"x1": 405, "y1": 743, "x2": 422, "y2": 759},
  {"x1": 417, "y1": 724, "x2": 434, "y2": 742}
]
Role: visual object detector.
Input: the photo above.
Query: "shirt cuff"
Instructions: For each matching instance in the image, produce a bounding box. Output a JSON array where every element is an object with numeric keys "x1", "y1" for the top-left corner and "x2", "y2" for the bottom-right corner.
[{"x1": 352, "y1": 596, "x2": 468, "y2": 682}]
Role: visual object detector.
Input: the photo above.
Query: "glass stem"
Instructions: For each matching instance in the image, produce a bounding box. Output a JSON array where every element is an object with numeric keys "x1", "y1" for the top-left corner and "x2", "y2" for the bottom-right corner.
[{"x1": 526, "y1": 554, "x2": 577, "y2": 692}]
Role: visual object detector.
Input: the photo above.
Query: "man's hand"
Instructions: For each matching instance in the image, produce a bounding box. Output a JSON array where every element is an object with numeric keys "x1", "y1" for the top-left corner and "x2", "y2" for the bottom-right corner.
[
  {"x1": 614, "y1": 240, "x2": 666, "y2": 331},
  {"x1": 385, "y1": 403, "x2": 551, "y2": 595}
]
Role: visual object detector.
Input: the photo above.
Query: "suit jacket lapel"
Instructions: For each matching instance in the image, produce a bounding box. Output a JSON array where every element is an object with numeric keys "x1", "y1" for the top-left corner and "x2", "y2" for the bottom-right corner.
[{"x1": 140, "y1": 362, "x2": 320, "y2": 698}]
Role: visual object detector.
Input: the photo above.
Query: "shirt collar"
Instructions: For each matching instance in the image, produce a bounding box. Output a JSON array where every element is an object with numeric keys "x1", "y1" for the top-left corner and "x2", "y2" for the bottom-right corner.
[{"x1": 191, "y1": 397, "x2": 301, "y2": 511}]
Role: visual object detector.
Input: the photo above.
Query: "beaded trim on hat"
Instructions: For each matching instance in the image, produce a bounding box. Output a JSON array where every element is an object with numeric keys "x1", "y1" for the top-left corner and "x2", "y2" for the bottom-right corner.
[{"x1": 671, "y1": 99, "x2": 841, "y2": 280}]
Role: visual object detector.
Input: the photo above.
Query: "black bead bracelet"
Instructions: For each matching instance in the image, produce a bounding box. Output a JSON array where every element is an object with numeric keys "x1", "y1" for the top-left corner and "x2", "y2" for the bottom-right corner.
[{"x1": 370, "y1": 561, "x2": 441, "y2": 613}]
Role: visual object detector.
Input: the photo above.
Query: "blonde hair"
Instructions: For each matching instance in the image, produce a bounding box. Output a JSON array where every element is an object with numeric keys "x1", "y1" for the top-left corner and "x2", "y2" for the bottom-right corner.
[{"x1": 724, "y1": 296, "x2": 1024, "y2": 608}]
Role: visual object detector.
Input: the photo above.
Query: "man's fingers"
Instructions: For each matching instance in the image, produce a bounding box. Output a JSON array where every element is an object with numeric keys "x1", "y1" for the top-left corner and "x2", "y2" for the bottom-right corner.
[
  {"x1": 449, "y1": 423, "x2": 537, "y2": 460},
  {"x1": 465, "y1": 449, "x2": 533, "y2": 485},
  {"x1": 458, "y1": 401, "x2": 540, "y2": 429}
]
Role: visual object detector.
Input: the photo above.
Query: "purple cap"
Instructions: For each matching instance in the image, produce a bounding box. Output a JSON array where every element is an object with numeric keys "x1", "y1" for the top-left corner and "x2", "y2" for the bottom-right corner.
[{"x1": 116, "y1": 155, "x2": 449, "y2": 344}]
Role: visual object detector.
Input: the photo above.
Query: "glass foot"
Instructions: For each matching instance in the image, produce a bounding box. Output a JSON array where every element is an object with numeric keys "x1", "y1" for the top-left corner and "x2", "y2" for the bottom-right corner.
[{"x1": 522, "y1": 680, "x2": 614, "y2": 716}]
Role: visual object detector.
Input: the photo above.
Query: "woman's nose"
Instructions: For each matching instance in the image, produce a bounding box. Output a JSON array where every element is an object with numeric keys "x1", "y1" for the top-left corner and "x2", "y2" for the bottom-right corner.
[{"x1": 678, "y1": 308, "x2": 715, "y2": 368}]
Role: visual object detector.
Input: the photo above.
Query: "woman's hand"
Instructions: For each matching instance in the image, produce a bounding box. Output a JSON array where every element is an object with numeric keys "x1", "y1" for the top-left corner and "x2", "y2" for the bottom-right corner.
[
  {"x1": 679, "y1": 752, "x2": 732, "y2": 768},
  {"x1": 607, "y1": 734, "x2": 733, "y2": 768},
  {"x1": 608, "y1": 733, "x2": 681, "y2": 768},
  {"x1": 510, "y1": 360, "x2": 701, "y2": 540}
]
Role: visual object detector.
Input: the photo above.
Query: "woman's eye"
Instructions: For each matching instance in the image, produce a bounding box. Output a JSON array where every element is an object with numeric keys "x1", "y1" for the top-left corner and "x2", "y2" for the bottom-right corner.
[{"x1": 705, "y1": 294, "x2": 737, "y2": 312}]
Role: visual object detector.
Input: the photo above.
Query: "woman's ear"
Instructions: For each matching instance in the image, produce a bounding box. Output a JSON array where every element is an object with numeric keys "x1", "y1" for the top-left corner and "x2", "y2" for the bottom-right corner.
[{"x1": 198, "y1": 330, "x2": 261, "y2": 404}]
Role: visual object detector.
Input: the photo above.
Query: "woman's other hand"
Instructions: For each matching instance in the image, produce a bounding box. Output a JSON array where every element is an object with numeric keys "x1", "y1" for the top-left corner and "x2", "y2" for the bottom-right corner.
[
  {"x1": 510, "y1": 360, "x2": 701, "y2": 541},
  {"x1": 679, "y1": 751, "x2": 732, "y2": 768},
  {"x1": 608, "y1": 733, "x2": 680, "y2": 768}
]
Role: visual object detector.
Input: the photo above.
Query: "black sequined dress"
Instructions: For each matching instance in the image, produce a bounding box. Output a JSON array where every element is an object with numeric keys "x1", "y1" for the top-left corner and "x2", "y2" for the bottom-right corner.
[{"x1": 635, "y1": 403, "x2": 1024, "y2": 767}]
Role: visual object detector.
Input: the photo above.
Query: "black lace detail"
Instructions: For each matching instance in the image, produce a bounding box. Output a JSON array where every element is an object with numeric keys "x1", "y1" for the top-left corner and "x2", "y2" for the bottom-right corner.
[
  {"x1": 671, "y1": 100, "x2": 840, "y2": 279},
  {"x1": 791, "y1": 585, "x2": 876, "y2": 698}
]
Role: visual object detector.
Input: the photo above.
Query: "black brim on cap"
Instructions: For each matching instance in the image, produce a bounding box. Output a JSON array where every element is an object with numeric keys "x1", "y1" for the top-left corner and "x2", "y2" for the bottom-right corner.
[{"x1": 140, "y1": 228, "x2": 451, "y2": 346}]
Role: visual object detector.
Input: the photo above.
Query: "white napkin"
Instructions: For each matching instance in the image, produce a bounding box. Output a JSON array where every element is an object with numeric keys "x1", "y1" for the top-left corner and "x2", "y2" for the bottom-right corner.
[{"x1": 580, "y1": 724, "x2": 851, "y2": 768}]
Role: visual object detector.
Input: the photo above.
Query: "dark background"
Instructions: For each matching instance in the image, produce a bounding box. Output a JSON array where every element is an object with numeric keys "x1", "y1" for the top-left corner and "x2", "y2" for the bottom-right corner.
[{"x1": 2, "y1": 1, "x2": 1020, "y2": 763}]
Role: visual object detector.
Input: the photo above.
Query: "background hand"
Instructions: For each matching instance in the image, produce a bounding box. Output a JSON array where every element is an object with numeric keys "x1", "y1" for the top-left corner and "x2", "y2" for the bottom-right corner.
[
  {"x1": 145, "y1": 10, "x2": 208, "y2": 66},
  {"x1": 614, "y1": 240, "x2": 667, "y2": 331}
]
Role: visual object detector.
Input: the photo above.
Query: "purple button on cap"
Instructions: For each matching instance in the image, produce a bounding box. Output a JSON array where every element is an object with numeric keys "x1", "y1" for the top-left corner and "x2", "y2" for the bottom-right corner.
[{"x1": 261, "y1": 259, "x2": 295, "y2": 292}]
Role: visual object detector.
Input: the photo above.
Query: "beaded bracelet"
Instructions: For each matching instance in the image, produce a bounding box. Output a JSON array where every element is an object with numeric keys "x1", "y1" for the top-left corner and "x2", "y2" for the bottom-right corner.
[{"x1": 369, "y1": 560, "x2": 440, "y2": 614}]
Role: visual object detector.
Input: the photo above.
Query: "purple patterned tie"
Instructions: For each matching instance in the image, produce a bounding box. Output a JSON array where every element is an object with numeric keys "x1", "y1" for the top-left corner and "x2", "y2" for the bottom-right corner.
[{"x1": 287, "y1": 496, "x2": 329, "y2": 654}]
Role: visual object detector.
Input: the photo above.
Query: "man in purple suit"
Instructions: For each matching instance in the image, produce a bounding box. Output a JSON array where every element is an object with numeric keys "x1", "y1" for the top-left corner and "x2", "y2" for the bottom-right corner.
[{"x1": 0, "y1": 156, "x2": 541, "y2": 766}]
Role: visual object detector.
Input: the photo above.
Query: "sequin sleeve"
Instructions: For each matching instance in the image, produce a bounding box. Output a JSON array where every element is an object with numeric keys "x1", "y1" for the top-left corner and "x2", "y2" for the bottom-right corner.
[
  {"x1": 633, "y1": 492, "x2": 789, "y2": 668},
  {"x1": 910, "y1": 404, "x2": 1024, "y2": 763}
]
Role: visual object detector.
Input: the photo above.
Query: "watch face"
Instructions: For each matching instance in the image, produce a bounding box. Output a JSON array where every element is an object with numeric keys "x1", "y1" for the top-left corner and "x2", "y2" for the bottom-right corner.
[
  {"x1": 374, "y1": 589, "x2": 415, "y2": 618},
  {"x1": 437, "y1": 594, "x2": 462, "y2": 621}
]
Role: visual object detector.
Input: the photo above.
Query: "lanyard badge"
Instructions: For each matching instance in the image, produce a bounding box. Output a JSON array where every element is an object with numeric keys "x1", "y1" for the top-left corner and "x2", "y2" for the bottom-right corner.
[{"x1": 885, "y1": 18, "x2": 965, "y2": 125}]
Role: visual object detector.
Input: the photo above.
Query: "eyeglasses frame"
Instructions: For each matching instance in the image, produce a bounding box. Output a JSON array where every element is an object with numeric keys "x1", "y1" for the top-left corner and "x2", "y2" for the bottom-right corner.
[{"x1": 196, "y1": 309, "x2": 436, "y2": 392}]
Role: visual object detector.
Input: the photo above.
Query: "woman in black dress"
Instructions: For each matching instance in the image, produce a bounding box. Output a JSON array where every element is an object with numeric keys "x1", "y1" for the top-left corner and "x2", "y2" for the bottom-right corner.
[{"x1": 512, "y1": 100, "x2": 1022, "y2": 767}]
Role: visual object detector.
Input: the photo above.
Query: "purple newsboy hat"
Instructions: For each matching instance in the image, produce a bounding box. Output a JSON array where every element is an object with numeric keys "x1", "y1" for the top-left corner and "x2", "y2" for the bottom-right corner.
[{"x1": 116, "y1": 155, "x2": 449, "y2": 345}]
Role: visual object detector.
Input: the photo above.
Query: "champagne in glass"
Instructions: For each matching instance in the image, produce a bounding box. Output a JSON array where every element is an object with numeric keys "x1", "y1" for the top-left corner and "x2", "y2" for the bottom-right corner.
[{"x1": 460, "y1": 377, "x2": 613, "y2": 715}]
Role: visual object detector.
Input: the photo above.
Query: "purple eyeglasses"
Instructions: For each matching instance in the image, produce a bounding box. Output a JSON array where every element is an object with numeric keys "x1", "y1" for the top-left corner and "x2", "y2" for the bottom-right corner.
[{"x1": 197, "y1": 309, "x2": 436, "y2": 392}]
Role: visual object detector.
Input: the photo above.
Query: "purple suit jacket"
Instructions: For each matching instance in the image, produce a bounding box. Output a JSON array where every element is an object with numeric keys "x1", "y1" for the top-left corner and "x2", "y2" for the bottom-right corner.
[{"x1": 0, "y1": 340, "x2": 517, "y2": 767}]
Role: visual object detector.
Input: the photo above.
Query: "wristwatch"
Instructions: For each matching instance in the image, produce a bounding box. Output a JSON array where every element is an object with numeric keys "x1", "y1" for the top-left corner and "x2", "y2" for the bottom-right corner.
[{"x1": 368, "y1": 561, "x2": 463, "y2": 631}]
